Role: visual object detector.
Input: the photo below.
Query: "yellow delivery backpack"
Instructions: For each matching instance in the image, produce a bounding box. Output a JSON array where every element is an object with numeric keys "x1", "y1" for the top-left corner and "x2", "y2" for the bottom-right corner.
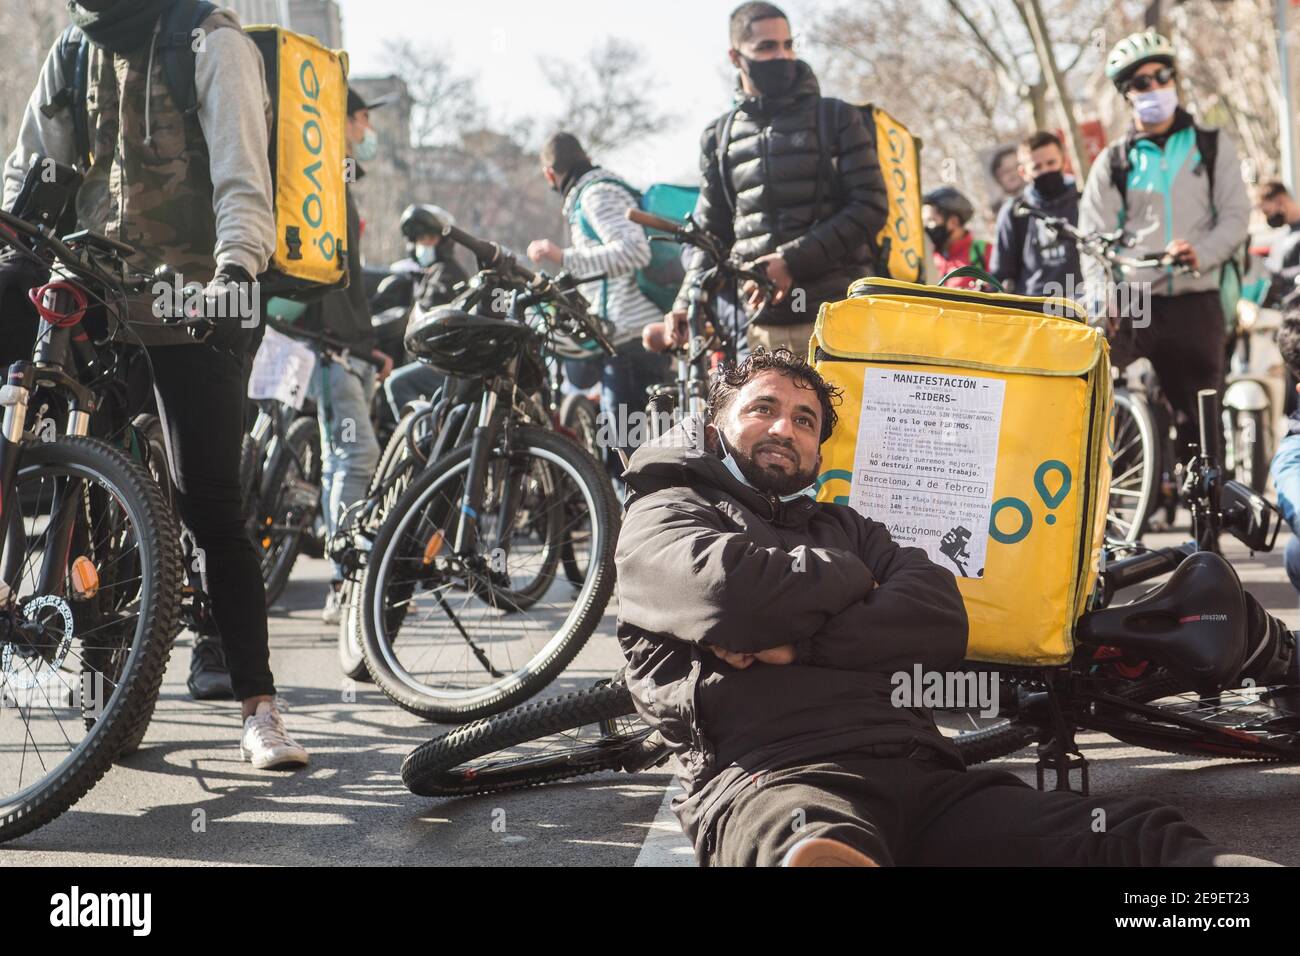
[
  {"x1": 246, "y1": 26, "x2": 350, "y2": 297},
  {"x1": 811, "y1": 274, "x2": 1111, "y2": 665}
]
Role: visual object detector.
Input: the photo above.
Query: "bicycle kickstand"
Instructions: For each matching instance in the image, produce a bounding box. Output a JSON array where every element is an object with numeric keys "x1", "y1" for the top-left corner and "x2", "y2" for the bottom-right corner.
[{"x1": 1034, "y1": 678, "x2": 1089, "y2": 796}]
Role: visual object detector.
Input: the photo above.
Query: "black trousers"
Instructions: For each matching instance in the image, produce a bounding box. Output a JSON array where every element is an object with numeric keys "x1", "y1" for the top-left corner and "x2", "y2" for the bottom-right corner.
[
  {"x1": 708, "y1": 752, "x2": 1271, "y2": 867},
  {"x1": 1109, "y1": 290, "x2": 1226, "y2": 461},
  {"x1": 147, "y1": 343, "x2": 273, "y2": 701}
]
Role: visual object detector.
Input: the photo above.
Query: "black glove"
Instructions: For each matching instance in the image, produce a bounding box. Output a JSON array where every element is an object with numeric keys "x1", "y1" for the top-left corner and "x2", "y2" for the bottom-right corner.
[{"x1": 191, "y1": 264, "x2": 260, "y2": 353}]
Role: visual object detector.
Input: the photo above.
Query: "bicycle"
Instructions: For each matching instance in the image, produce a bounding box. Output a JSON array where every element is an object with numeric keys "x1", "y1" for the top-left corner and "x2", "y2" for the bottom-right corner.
[
  {"x1": 350, "y1": 222, "x2": 623, "y2": 722},
  {"x1": 399, "y1": 384, "x2": 1297, "y2": 800},
  {"x1": 240, "y1": 317, "x2": 387, "y2": 607},
  {"x1": 623, "y1": 208, "x2": 772, "y2": 439},
  {"x1": 0, "y1": 174, "x2": 187, "y2": 842}
]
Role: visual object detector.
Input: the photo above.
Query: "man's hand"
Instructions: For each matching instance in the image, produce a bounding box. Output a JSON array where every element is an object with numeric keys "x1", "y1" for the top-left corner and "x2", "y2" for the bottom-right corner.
[
  {"x1": 192, "y1": 265, "x2": 258, "y2": 353},
  {"x1": 661, "y1": 309, "x2": 688, "y2": 349},
  {"x1": 527, "y1": 239, "x2": 563, "y2": 267},
  {"x1": 744, "y1": 252, "x2": 792, "y2": 310},
  {"x1": 1165, "y1": 239, "x2": 1199, "y2": 273},
  {"x1": 706, "y1": 644, "x2": 755, "y2": 669},
  {"x1": 753, "y1": 644, "x2": 797, "y2": 665},
  {"x1": 370, "y1": 348, "x2": 394, "y2": 383}
]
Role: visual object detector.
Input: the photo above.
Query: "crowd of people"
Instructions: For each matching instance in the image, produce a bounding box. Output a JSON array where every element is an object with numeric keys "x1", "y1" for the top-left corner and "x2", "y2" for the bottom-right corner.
[{"x1": 1, "y1": 0, "x2": 1298, "y2": 866}]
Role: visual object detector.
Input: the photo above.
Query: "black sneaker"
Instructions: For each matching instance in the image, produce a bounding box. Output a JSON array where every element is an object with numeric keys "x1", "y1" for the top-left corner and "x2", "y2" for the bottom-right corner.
[{"x1": 188, "y1": 634, "x2": 234, "y2": 700}]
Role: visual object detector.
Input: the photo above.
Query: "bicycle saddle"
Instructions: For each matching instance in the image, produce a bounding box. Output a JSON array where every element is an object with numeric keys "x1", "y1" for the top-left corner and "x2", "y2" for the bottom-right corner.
[
  {"x1": 404, "y1": 306, "x2": 536, "y2": 376},
  {"x1": 1076, "y1": 551, "x2": 1246, "y2": 694}
]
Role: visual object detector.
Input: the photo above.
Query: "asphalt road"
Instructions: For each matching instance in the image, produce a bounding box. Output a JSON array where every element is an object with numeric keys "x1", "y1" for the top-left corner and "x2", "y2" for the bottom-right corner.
[{"x1": 4, "y1": 527, "x2": 1299, "y2": 867}]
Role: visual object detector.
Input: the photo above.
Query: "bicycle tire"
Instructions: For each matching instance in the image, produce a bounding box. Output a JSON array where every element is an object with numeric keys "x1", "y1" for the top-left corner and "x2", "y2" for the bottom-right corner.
[
  {"x1": 113, "y1": 415, "x2": 173, "y2": 758},
  {"x1": 259, "y1": 415, "x2": 321, "y2": 607},
  {"x1": 337, "y1": 579, "x2": 371, "y2": 682},
  {"x1": 0, "y1": 437, "x2": 181, "y2": 843},
  {"x1": 559, "y1": 392, "x2": 600, "y2": 457},
  {"x1": 402, "y1": 681, "x2": 648, "y2": 796},
  {"x1": 1098, "y1": 672, "x2": 1300, "y2": 762},
  {"x1": 361, "y1": 426, "x2": 619, "y2": 722},
  {"x1": 1108, "y1": 388, "x2": 1160, "y2": 544}
]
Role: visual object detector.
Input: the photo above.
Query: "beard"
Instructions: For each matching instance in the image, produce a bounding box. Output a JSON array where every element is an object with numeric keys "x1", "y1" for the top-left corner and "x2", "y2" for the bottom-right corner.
[{"x1": 731, "y1": 437, "x2": 818, "y2": 497}]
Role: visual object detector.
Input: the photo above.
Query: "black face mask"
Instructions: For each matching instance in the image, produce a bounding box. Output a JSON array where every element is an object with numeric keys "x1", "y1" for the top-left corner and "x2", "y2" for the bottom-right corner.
[
  {"x1": 739, "y1": 55, "x2": 799, "y2": 99},
  {"x1": 1033, "y1": 170, "x2": 1068, "y2": 199},
  {"x1": 1268, "y1": 211, "x2": 1288, "y2": 229},
  {"x1": 926, "y1": 223, "x2": 951, "y2": 252}
]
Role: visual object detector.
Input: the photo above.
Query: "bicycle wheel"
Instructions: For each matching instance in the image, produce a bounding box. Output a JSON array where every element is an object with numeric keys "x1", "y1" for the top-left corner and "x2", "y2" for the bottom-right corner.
[
  {"x1": 559, "y1": 392, "x2": 601, "y2": 458},
  {"x1": 361, "y1": 426, "x2": 618, "y2": 721},
  {"x1": 112, "y1": 415, "x2": 175, "y2": 758},
  {"x1": 251, "y1": 414, "x2": 321, "y2": 607},
  {"x1": 402, "y1": 681, "x2": 661, "y2": 796},
  {"x1": 0, "y1": 437, "x2": 181, "y2": 843},
  {"x1": 1092, "y1": 673, "x2": 1300, "y2": 761},
  {"x1": 1107, "y1": 388, "x2": 1159, "y2": 543},
  {"x1": 1227, "y1": 408, "x2": 1269, "y2": 495},
  {"x1": 337, "y1": 579, "x2": 371, "y2": 682}
]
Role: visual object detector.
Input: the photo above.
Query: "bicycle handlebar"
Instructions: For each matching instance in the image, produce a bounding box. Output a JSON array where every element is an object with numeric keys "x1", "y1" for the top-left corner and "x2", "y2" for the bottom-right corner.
[
  {"x1": 1012, "y1": 201, "x2": 1200, "y2": 277},
  {"x1": 628, "y1": 208, "x2": 686, "y2": 235}
]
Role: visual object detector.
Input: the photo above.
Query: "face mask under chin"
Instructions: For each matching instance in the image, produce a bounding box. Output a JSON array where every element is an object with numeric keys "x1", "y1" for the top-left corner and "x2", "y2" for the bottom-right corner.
[{"x1": 714, "y1": 429, "x2": 816, "y2": 501}]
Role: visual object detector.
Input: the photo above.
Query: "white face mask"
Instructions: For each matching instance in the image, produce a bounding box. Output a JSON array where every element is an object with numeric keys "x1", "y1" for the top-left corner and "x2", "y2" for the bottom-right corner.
[
  {"x1": 715, "y1": 430, "x2": 816, "y2": 502},
  {"x1": 1132, "y1": 87, "x2": 1177, "y2": 125},
  {"x1": 415, "y1": 244, "x2": 436, "y2": 267},
  {"x1": 354, "y1": 127, "x2": 379, "y2": 161}
]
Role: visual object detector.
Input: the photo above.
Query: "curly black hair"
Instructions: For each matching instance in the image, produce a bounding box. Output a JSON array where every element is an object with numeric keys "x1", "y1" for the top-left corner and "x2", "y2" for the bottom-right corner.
[
  {"x1": 707, "y1": 347, "x2": 843, "y2": 443},
  {"x1": 1279, "y1": 310, "x2": 1300, "y2": 380}
]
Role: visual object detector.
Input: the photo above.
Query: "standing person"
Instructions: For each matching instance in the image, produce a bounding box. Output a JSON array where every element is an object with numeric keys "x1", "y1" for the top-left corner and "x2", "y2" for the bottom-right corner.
[
  {"x1": 527, "y1": 131, "x2": 668, "y2": 474},
  {"x1": 922, "y1": 187, "x2": 990, "y2": 289},
  {"x1": 382, "y1": 203, "x2": 466, "y2": 422},
  {"x1": 1, "y1": 0, "x2": 307, "y2": 767},
  {"x1": 988, "y1": 144, "x2": 1023, "y2": 218},
  {"x1": 305, "y1": 88, "x2": 394, "y2": 625},
  {"x1": 661, "y1": 2, "x2": 888, "y2": 362},
  {"x1": 989, "y1": 131, "x2": 1083, "y2": 298},
  {"x1": 1079, "y1": 29, "x2": 1250, "y2": 461},
  {"x1": 1255, "y1": 181, "x2": 1300, "y2": 305}
]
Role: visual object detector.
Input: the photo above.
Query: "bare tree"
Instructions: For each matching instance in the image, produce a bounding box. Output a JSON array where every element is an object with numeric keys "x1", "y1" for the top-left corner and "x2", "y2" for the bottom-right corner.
[
  {"x1": 384, "y1": 39, "x2": 481, "y2": 147},
  {"x1": 539, "y1": 37, "x2": 673, "y2": 153},
  {"x1": 0, "y1": 0, "x2": 68, "y2": 159}
]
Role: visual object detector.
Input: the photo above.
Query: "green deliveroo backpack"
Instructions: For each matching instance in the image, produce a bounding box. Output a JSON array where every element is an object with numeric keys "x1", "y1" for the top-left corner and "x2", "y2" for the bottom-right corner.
[{"x1": 571, "y1": 178, "x2": 698, "y2": 314}]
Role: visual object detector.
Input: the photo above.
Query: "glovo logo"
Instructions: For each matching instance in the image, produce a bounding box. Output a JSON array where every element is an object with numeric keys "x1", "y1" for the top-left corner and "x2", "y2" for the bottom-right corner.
[
  {"x1": 988, "y1": 460, "x2": 1072, "y2": 545},
  {"x1": 296, "y1": 56, "x2": 337, "y2": 266},
  {"x1": 815, "y1": 468, "x2": 853, "y2": 506},
  {"x1": 882, "y1": 123, "x2": 921, "y2": 277}
]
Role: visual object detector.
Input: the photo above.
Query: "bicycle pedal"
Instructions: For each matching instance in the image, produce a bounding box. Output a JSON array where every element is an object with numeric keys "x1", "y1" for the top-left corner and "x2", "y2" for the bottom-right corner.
[{"x1": 1034, "y1": 743, "x2": 1089, "y2": 796}]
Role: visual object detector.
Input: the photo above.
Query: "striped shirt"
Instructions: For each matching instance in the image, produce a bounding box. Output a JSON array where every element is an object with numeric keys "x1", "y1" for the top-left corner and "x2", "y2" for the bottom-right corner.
[{"x1": 561, "y1": 167, "x2": 663, "y2": 345}]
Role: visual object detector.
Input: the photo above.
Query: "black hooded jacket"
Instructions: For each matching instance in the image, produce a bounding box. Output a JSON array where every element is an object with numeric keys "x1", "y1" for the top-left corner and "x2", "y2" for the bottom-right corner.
[
  {"x1": 680, "y1": 61, "x2": 889, "y2": 326},
  {"x1": 614, "y1": 417, "x2": 969, "y2": 861}
]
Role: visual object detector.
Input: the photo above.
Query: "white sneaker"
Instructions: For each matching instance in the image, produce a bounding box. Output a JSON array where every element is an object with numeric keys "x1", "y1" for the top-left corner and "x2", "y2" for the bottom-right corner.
[
  {"x1": 321, "y1": 582, "x2": 343, "y2": 625},
  {"x1": 240, "y1": 701, "x2": 309, "y2": 770}
]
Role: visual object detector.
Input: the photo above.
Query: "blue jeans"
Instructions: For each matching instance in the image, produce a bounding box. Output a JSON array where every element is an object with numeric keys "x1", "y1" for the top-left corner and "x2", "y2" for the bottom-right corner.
[
  {"x1": 1269, "y1": 432, "x2": 1300, "y2": 593},
  {"x1": 310, "y1": 355, "x2": 381, "y2": 579},
  {"x1": 600, "y1": 340, "x2": 670, "y2": 477},
  {"x1": 384, "y1": 361, "x2": 444, "y2": 421}
]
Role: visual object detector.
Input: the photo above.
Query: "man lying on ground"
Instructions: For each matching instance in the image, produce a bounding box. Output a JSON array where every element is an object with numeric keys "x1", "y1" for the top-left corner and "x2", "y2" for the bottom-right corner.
[{"x1": 614, "y1": 346, "x2": 1275, "y2": 867}]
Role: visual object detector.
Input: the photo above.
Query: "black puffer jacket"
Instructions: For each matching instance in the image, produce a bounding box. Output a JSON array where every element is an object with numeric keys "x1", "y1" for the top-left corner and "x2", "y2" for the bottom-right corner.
[{"x1": 678, "y1": 61, "x2": 888, "y2": 326}]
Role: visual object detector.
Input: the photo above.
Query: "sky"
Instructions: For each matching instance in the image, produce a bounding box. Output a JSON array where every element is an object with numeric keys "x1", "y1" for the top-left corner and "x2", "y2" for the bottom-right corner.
[{"x1": 335, "y1": 0, "x2": 831, "y2": 187}]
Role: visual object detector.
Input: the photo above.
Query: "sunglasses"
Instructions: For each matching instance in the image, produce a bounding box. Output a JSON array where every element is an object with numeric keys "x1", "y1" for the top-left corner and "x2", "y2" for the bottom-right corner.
[{"x1": 1126, "y1": 66, "x2": 1176, "y2": 93}]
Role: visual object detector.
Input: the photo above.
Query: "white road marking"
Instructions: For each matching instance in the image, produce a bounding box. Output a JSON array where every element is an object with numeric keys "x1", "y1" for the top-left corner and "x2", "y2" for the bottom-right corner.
[{"x1": 634, "y1": 783, "x2": 696, "y2": 867}]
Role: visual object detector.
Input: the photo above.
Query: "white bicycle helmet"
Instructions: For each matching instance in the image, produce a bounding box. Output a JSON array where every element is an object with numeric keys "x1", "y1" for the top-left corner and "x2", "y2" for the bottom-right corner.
[{"x1": 1105, "y1": 30, "x2": 1176, "y2": 89}]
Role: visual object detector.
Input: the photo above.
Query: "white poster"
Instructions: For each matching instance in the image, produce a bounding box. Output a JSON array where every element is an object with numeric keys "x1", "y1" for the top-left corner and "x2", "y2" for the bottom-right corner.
[
  {"x1": 848, "y1": 368, "x2": 1006, "y2": 579},
  {"x1": 248, "y1": 326, "x2": 317, "y2": 410}
]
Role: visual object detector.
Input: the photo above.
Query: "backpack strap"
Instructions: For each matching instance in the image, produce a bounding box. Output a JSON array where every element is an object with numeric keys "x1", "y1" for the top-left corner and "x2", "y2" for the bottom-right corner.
[
  {"x1": 812, "y1": 97, "x2": 842, "y2": 222},
  {"x1": 157, "y1": 0, "x2": 218, "y2": 116},
  {"x1": 1107, "y1": 137, "x2": 1131, "y2": 215},
  {"x1": 41, "y1": 25, "x2": 92, "y2": 170},
  {"x1": 1194, "y1": 125, "x2": 1219, "y2": 218},
  {"x1": 714, "y1": 109, "x2": 739, "y2": 214},
  {"x1": 570, "y1": 176, "x2": 640, "y2": 240}
]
